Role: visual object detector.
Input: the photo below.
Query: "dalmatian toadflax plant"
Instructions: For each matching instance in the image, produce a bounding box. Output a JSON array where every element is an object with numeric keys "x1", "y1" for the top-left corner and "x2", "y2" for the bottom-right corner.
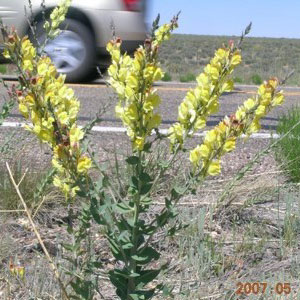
[{"x1": 2, "y1": 2, "x2": 286, "y2": 299}]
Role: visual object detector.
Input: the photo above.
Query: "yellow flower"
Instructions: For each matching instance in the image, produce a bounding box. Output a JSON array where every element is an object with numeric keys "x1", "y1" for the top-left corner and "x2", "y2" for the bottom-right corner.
[
  {"x1": 52, "y1": 158, "x2": 64, "y2": 173},
  {"x1": 204, "y1": 129, "x2": 217, "y2": 145},
  {"x1": 19, "y1": 103, "x2": 29, "y2": 118},
  {"x1": 133, "y1": 136, "x2": 145, "y2": 151},
  {"x1": 244, "y1": 98, "x2": 256, "y2": 110},
  {"x1": 147, "y1": 114, "x2": 161, "y2": 129},
  {"x1": 143, "y1": 93, "x2": 161, "y2": 112},
  {"x1": 71, "y1": 186, "x2": 80, "y2": 198},
  {"x1": 255, "y1": 105, "x2": 266, "y2": 117},
  {"x1": 23, "y1": 60, "x2": 34, "y2": 71},
  {"x1": 272, "y1": 92, "x2": 284, "y2": 106},
  {"x1": 168, "y1": 123, "x2": 184, "y2": 146},
  {"x1": 25, "y1": 94, "x2": 35, "y2": 107},
  {"x1": 126, "y1": 104, "x2": 138, "y2": 120},
  {"x1": 221, "y1": 80, "x2": 234, "y2": 93},
  {"x1": 115, "y1": 104, "x2": 125, "y2": 118},
  {"x1": 3, "y1": 49, "x2": 10, "y2": 59},
  {"x1": 70, "y1": 126, "x2": 84, "y2": 146},
  {"x1": 178, "y1": 102, "x2": 189, "y2": 123},
  {"x1": 37, "y1": 62, "x2": 49, "y2": 76},
  {"x1": 205, "y1": 65, "x2": 219, "y2": 81},
  {"x1": 207, "y1": 160, "x2": 221, "y2": 176},
  {"x1": 125, "y1": 86, "x2": 135, "y2": 99},
  {"x1": 189, "y1": 146, "x2": 201, "y2": 166},
  {"x1": 111, "y1": 49, "x2": 120, "y2": 63},
  {"x1": 236, "y1": 107, "x2": 246, "y2": 121},
  {"x1": 231, "y1": 53, "x2": 242, "y2": 65},
  {"x1": 153, "y1": 68, "x2": 164, "y2": 81},
  {"x1": 224, "y1": 138, "x2": 236, "y2": 152},
  {"x1": 77, "y1": 156, "x2": 92, "y2": 174},
  {"x1": 248, "y1": 119, "x2": 261, "y2": 133},
  {"x1": 216, "y1": 48, "x2": 227, "y2": 60},
  {"x1": 108, "y1": 64, "x2": 118, "y2": 77},
  {"x1": 126, "y1": 75, "x2": 139, "y2": 90}
]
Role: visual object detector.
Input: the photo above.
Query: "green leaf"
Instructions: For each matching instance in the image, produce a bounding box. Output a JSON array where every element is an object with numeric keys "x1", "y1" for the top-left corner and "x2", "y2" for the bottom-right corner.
[
  {"x1": 129, "y1": 272, "x2": 140, "y2": 278},
  {"x1": 129, "y1": 294, "x2": 140, "y2": 300},
  {"x1": 126, "y1": 156, "x2": 140, "y2": 165},
  {"x1": 140, "y1": 197, "x2": 153, "y2": 206},
  {"x1": 132, "y1": 247, "x2": 160, "y2": 265},
  {"x1": 122, "y1": 242, "x2": 134, "y2": 250},
  {"x1": 115, "y1": 202, "x2": 133, "y2": 214},
  {"x1": 135, "y1": 269, "x2": 161, "y2": 288},
  {"x1": 140, "y1": 183, "x2": 152, "y2": 195},
  {"x1": 107, "y1": 236, "x2": 123, "y2": 261},
  {"x1": 130, "y1": 176, "x2": 139, "y2": 189},
  {"x1": 70, "y1": 279, "x2": 94, "y2": 299},
  {"x1": 171, "y1": 185, "x2": 185, "y2": 199},
  {"x1": 90, "y1": 261, "x2": 102, "y2": 268},
  {"x1": 90, "y1": 199, "x2": 105, "y2": 225},
  {"x1": 140, "y1": 172, "x2": 152, "y2": 183},
  {"x1": 143, "y1": 142, "x2": 152, "y2": 153},
  {"x1": 0, "y1": 99, "x2": 14, "y2": 126},
  {"x1": 168, "y1": 222, "x2": 188, "y2": 236},
  {"x1": 141, "y1": 224, "x2": 156, "y2": 235},
  {"x1": 158, "y1": 160, "x2": 169, "y2": 169},
  {"x1": 156, "y1": 210, "x2": 169, "y2": 227},
  {"x1": 130, "y1": 290, "x2": 156, "y2": 300},
  {"x1": 62, "y1": 243, "x2": 74, "y2": 251}
]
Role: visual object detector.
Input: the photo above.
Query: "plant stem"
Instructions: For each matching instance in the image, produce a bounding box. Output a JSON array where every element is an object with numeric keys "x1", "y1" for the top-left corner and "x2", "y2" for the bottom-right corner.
[{"x1": 6, "y1": 162, "x2": 70, "y2": 300}]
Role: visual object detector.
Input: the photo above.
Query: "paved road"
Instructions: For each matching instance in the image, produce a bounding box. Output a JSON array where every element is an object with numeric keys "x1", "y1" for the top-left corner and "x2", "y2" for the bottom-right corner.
[{"x1": 1, "y1": 79, "x2": 300, "y2": 133}]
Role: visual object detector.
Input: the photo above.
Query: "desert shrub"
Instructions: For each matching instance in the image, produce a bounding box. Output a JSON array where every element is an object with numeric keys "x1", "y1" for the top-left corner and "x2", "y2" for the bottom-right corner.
[
  {"x1": 251, "y1": 73, "x2": 263, "y2": 85},
  {"x1": 180, "y1": 72, "x2": 196, "y2": 82},
  {"x1": 0, "y1": 64, "x2": 7, "y2": 74},
  {"x1": 233, "y1": 76, "x2": 243, "y2": 83},
  {"x1": 161, "y1": 71, "x2": 172, "y2": 81}
]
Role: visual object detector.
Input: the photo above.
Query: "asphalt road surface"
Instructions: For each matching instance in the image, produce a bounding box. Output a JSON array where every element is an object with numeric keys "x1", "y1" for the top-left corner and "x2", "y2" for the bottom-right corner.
[{"x1": 1, "y1": 79, "x2": 300, "y2": 133}]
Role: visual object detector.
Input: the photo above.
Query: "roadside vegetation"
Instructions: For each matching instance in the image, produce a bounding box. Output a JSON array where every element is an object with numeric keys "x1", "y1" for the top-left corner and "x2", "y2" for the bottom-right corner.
[
  {"x1": 276, "y1": 106, "x2": 300, "y2": 182},
  {"x1": 160, "y1": 34, "x2": 300, "y2": 85},
  {"x1": 1, "y1": 2, "x2": 300, "y2": 300}
]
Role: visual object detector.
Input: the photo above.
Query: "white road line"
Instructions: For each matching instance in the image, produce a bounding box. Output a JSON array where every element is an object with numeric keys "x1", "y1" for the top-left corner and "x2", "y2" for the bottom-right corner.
[{"x1": 1, "y1": 121, "x2": 280, "y2": 139}]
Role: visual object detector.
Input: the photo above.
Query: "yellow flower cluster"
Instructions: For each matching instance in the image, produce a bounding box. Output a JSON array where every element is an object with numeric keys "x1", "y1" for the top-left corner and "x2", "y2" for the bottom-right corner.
[
  {"x1": 235, "y1": 77, "x2": 284, "y2": 135},
  {"x1": 168, "y1": 44, "x2": 242, "y2": 150},
  {"x1": 107, "y1": 20, "x2": 177, "y2": 151},
  {"x1": 3, "y1": 0, "x2": 91, "y2": 199},
  {"x1": 190, "y1": 78, "x2": 284, "y2": 177},
  {"x1": 43, "y1": 0, "x2": 71, "y2": 38},
  {"x1": 153, "y1": 24, "x2": 172, "y2": 46}
]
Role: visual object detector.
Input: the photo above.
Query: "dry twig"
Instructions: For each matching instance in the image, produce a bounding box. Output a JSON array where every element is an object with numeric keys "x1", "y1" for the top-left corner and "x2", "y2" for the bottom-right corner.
[{"x1": 6, "y1": 162, "x2": 70, "y2": 300}]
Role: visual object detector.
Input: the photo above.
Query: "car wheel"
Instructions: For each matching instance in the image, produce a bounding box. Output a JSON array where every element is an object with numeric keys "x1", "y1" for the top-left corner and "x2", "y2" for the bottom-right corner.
[{"x1": 34, "y1": 19, "x2": 96, "y2": 82}]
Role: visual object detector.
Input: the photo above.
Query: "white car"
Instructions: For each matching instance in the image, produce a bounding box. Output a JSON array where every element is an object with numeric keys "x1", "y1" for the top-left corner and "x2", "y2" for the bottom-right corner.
[{"x1": 0, "y1": 0, "x2": 147, "y2": 81}]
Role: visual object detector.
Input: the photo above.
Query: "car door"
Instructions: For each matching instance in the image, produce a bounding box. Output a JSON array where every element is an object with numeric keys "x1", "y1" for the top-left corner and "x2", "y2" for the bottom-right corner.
[{"x1": 0, "y1": 1, "x2": 26, "y2": 41}]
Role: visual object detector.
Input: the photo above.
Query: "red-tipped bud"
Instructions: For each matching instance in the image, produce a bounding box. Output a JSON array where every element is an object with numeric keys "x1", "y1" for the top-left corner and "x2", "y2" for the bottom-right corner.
[
  {"x1": 16, "y1": 90, "x2": 23, "y2": 97},
  {"x1": 8, "y1": 35, "x2": 15, "y2": 43},
  {"x1": 115, "y1": 37, "x2": 122, "y2": 44}
]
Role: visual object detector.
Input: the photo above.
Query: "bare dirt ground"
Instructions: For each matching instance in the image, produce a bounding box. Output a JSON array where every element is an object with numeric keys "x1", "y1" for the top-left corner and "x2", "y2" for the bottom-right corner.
[{"x1": 1, "y1": 125, "x2": 300, "y2": 299}]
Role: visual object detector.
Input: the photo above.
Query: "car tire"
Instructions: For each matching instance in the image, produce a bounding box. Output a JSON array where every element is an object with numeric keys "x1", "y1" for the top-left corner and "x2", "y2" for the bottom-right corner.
[{"x1": 33, "y1": 19, "x2": 96, "y2": 82}]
